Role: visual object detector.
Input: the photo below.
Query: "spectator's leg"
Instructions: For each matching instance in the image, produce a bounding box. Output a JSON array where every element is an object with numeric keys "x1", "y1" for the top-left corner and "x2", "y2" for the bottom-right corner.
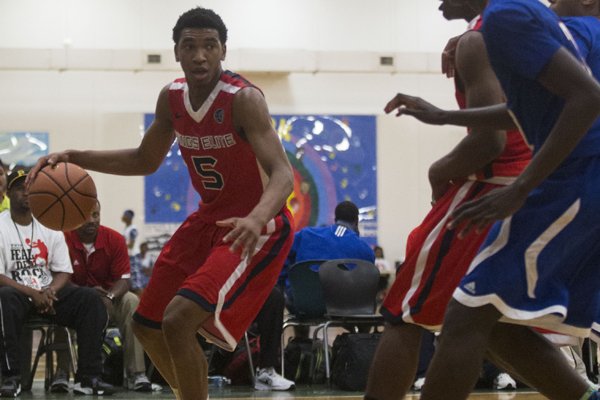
[
  {"x1": 0, "y1": 286, "x2": 32, "y2": 379},
  {"x1": 114, "y1": 292, "x2": 147, "y2": 378},
  {"x1": 54, "y1": 285, "x2": 107, "y2": 380},
  {"x1": 255, "y1": 287, "x2": 284, "y2": 370}
]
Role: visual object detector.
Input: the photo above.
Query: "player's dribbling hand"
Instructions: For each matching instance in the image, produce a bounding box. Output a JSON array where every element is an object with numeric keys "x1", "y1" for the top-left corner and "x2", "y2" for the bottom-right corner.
[
  {"x1": 217, "y1": 216, "x2": 262, "y2": 261},
  {"x1": 447, "y1": 185, "x2": 528, "y2": 239},
  {"x1": 384, "y1": 93, "x2": 448, "y2": 125},
  {"x1": 27, "y1": 152, "x2": 71, "y2": 187}
]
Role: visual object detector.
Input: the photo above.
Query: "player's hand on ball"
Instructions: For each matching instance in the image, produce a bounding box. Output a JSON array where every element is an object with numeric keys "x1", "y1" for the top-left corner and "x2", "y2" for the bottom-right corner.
[
  {"x1": 217, "y1": 216, "x2": 263, "y2": 261},
  {"x1": 27, "y1": 152, "x2": 71, "y2": 187}
]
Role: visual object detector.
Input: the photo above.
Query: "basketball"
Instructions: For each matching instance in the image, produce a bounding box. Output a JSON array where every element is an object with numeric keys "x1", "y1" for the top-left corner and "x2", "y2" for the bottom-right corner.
[{"x1": 29, "y1": 162, "x2": 97, "y2": 231}]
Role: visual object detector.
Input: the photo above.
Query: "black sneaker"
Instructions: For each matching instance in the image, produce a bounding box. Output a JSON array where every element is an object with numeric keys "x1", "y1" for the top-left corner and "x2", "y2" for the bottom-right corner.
[
  {"x1": 0, "y1": 377, "x2": 21, "y2": 398},
  {"x1": 73, "y1": 376, "x2": 115, "y2": 396}
]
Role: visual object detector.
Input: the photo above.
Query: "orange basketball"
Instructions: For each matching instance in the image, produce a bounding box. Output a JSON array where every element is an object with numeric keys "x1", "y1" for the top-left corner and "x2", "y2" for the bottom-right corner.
[{"x1": 29, "y1": 162, "x2": 97, "y2": 231}]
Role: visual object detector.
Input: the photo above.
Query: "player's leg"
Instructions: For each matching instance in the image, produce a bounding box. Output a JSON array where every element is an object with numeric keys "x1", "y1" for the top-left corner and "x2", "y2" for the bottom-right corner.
[
  {"x1": 131, "y1": 322, "x2": 178, "y2": 389},
  {"x1": 365, "y1": 322, "x2": 423, "y2": 400},
  {"x1": 487, "y1": 321, "x2": 592, "y2": 399},
  {"x1": 162, "y1": 296, "x2": 212, "y2": 400},
  {"x1": 420, "y1": 299, "x2": 501, "y2": 400}
]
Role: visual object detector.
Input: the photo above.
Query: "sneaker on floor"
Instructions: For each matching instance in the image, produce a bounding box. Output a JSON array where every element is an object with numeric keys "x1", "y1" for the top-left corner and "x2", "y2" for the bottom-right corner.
[
  {"x1": 494, "y1": 372, "x2": 517, "y2": 390},
  {"x1": 126, "y1": 373, "x2": 152, "y2": 392},
  {"x1": 254, "y1": 368, "x2": 295, "y2": 391},
  {"x1": 73, "y1": 376, "x2": 115, "y2": 396},
  {"x1": 50, "y1": 369, "x2": 70, "y2": 393},
  {"x1": 0, "y1": 377, "x2": 21, "y2": 398},
  {"x1": 413, "y1": 377, "x2": 425, "y2": 391}
]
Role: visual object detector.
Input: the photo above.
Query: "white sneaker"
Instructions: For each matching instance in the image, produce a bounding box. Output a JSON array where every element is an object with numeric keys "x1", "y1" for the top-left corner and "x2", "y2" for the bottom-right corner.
[
  {"x1": 126, "y1": 373, "x2": 152, "y2": 392},
  {"x1": 413, "y1": 377, "x2": 425, "y2": 391},
  {"x1": 494, "y1": 373, "x2": 516, "y2": 390},
  {"x1": 254, "y1": 368, "x2": 295, "y2": 391}
]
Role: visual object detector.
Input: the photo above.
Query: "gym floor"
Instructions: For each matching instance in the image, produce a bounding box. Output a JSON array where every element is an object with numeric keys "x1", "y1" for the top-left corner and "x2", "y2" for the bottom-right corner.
[{"x1": 14, "y1": 381, "x2": 547, "y2": 399}]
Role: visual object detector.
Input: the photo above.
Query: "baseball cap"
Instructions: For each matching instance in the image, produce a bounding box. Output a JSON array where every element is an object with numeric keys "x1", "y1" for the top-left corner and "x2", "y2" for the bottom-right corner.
[{"x1": 7, "y1": 169, "x2": 28, "y2": 190}]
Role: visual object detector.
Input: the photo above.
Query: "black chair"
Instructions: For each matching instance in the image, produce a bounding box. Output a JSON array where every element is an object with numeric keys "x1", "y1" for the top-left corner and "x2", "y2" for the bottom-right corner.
[
  {"x1": 317, "y1": 258, "x2": 384, "y2": 381},
  {"x1": 21, "y1": 314, "x2": 77, "y2": 391},
  {"x1": 280, "y1": 259, "x2": 329, "y2": 378}
]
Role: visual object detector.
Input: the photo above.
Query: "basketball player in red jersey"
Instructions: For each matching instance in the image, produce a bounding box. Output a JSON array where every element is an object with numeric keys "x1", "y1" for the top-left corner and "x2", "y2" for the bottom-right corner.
[
  {"x1": 364, "y1": 1, "x2": 531, "y2": 399},
  {"x1": 29, "y1": 8, "x2": 294, "y2": 400}
]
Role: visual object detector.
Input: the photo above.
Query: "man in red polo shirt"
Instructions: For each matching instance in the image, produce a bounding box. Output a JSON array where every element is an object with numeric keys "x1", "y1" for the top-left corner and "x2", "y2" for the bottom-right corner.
[{"x1": 54, "y1": 201, "x2": 152, "y2": 393}]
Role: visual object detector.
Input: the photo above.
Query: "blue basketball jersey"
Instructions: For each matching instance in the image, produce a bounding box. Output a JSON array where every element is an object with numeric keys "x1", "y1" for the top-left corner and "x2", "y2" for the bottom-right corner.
[{"x1": 482, "y1": 0, "x2": 600, "y2": 158}]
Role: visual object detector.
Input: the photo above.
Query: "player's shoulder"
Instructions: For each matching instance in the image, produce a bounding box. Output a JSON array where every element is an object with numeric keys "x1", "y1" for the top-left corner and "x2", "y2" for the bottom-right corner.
[{"x1": 484, "y1": 0, "x2": 549, "y2": 29}]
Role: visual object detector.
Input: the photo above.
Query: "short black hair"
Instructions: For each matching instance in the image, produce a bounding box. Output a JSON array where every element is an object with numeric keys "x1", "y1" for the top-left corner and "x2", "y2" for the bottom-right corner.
[
  {"x1": 172, "y1": 7, "x2": 228, "y2": 45},
  {"x1": 0, "y1": 159, "x2": 4, "y2": 169},
  {"x1": 335, "y1": 201, "x2": 359, "y2": 224}
]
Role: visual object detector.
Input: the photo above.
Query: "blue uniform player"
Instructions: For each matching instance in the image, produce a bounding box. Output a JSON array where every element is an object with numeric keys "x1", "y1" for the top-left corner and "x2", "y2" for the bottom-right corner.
[{"x1": 382, "y1": 0, "x2": 600, "y2": 399}]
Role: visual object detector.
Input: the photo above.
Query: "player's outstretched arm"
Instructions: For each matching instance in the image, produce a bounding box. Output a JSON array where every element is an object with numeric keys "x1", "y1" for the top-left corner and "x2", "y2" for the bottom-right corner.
[
  {"x1": 217, "y1": 87, "x2": 293, "y2": 260},
  {"x1": 428, "y1": 31, "x2": 507, "y2": 201},
  {"x1": 28, "y1": 86, "x2": 175, "y2": 185},
  {"x1": 449, "y1": 48, "x2": 600, "y2": 236},
  {"x1": 385, "y1": 94, "x2": 515, "y2": 130}
]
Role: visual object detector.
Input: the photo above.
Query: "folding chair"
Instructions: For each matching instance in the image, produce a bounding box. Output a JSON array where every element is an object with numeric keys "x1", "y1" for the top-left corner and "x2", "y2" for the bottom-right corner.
[
  {"x1": 281, "y1": 260, "x2": 329, "y2": 378},
  {"x1": 22, "y1": 314, "x2": 77, "y2": 391},
  {"x1": 317, "y1": 258, "x2": 384, "y2": 381}
]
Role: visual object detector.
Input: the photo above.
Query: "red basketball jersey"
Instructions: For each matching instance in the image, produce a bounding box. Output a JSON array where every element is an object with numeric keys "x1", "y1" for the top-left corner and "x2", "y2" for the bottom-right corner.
[
  {"x1": 454, "y1": 16, "x2": 532, "y2": 182},
  {"x1": 169, "y1": 71, "x2": 271, "y2": 223}
]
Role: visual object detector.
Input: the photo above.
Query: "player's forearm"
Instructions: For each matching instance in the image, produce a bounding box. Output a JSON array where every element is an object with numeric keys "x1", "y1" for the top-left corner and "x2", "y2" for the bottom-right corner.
[
  {"x1": 247, "y1": 169, "x2": 293, "y2": 227},
  {"x1": 445, "y1": 104, "x2": 515, "y2": 130},
  {"x1": 430, "y1": 130, "x2": 506, "y2": 183},
  {"x1": 65, "y1": 148, "x2": 160, "y2": 176},
  {"x1": 513, "y1": 96, "x2": 600, "y2": 193}
]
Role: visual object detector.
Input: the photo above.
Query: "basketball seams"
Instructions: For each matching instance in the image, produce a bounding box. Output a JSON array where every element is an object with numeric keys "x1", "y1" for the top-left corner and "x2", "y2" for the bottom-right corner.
[{"x1": 29, "y1": 163, "x2": 97, "y2": 231}]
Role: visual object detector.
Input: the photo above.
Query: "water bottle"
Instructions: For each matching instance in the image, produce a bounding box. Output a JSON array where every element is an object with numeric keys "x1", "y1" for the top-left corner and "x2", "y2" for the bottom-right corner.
[{"x1": 208, "y1": 375, "x2": 231, "y2": 388}]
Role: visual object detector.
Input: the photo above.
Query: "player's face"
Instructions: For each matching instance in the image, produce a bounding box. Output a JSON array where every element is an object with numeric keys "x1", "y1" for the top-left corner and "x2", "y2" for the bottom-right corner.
[{"x1": 175, "y1": 28, "x2": 225, "y2": 87}]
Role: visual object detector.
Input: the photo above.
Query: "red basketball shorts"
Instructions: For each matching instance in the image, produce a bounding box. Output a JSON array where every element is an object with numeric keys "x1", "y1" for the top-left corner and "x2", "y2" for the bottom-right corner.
[
  {"x1": 381, "y1": 180, "x2": 503, "y2": 330},
  {"x1": 134, "y1": 208, "x2": 294, "y2": 351}
]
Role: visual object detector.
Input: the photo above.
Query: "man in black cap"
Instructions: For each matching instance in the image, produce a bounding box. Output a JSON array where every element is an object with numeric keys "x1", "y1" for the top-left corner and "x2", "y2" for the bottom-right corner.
[{"x1": 0, "y1": 170, "x2": 114, "y2": 396}]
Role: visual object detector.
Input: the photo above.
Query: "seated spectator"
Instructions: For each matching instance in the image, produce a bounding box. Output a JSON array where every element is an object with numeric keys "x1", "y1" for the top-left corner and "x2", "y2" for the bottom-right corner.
[
  {"x1": 52, "y1": 201, "x2": 152, "y2": 392},
  {"x1": 253, "y1": 286, "x2": 295, "y2": 391},
  {"x1": 130, "y1": 241, "x2": 154, "y2": 296},
  {"x1": 0, "y1": 159, "x2": 9, "y2": 213},
  {"x1": 0, "y1": 170, "x2": 113, "y2": 396},
  {"x1": 282, "y1": 200, "x2": 375, "y2": 313}
]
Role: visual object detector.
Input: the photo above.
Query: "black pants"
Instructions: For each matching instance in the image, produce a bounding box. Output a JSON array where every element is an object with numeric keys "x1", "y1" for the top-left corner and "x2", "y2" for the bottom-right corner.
[
  {"x1": 0, "y1": 284, "x2": 108, "y2": 380},
  {"x1": 254, "y1": 286, "x2": 284, "y2": 369}
]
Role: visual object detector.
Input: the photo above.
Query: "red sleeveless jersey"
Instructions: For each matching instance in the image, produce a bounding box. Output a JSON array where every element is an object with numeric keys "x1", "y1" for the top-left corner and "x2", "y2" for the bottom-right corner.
[
  {"x1": 454, "y1": 16, "x2": 531, "y2": 183},
  {"x1": 168, "y1": 71, "x2": 267, "y2": 222}
]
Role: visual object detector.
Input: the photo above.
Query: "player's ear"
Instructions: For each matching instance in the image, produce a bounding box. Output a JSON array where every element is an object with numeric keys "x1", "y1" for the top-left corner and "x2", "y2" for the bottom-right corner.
[
  {"x1": 174, "y1": 44, "x2": 180, "y2": 62},
  {"x1": 221, "y1": 44, "x2": 227, "y2": 61}
]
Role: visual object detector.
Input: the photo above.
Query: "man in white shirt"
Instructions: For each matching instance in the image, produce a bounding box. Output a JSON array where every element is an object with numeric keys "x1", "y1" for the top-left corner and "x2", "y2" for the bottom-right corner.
[{"x1": 0, "y1": 170, "x2": 114, "y2": 397}]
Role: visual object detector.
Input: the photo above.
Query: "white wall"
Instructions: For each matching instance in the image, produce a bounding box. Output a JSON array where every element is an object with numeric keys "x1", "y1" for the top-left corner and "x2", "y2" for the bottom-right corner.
[{"x1": 0, "y1": 0, "x2": 470, "y2": 264}]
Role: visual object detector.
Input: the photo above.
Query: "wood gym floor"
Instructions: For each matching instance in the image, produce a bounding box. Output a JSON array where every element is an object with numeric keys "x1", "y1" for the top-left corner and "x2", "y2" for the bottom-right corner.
[{"x1": 12, "y1": 381, "x2": 550, "y2": 399}]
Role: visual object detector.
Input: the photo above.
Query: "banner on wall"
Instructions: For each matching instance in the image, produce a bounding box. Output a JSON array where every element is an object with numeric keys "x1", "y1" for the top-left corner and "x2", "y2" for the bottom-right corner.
[
  {"x1": 0, "y1": 132, "x2": 49, "y2": 168},
  {"x1": 144, "y1": 114, "x2": 377, "y2": 245}
]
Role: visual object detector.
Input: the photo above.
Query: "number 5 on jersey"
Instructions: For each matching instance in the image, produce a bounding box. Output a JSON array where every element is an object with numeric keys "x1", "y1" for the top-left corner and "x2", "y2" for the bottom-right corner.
[{"x1": 192, "y1": 156, "x2": 224, "y2": 190}]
